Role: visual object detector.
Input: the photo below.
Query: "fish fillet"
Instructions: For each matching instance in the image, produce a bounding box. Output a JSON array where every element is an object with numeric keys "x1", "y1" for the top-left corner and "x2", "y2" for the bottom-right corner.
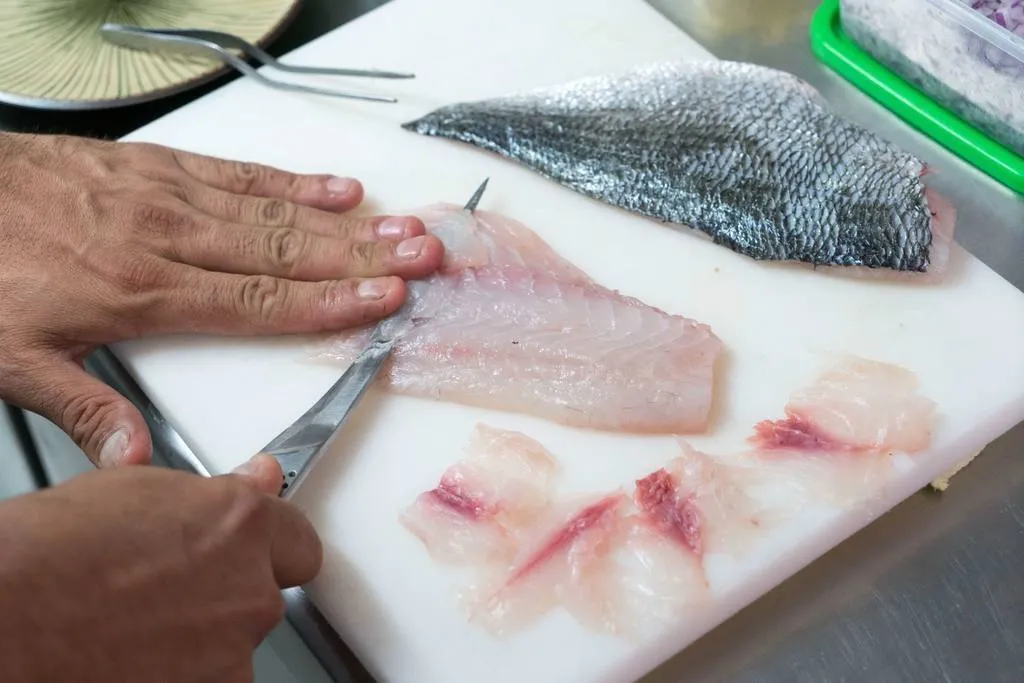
[
  {"x1": 402, "y1": 60, "x2": 957, "y2": 277},
  {"x1": 461, "y1": 488, "x2": 711, "y2": 640},
  {"x1": 401, "y1": 356, "x2": 937, "y2": 638},
  {"x1": 318, "y1": 203, "x2": 724, "y2": 433},
  {"x1": 752, "y1": 356, "x2": 936, "y2": 454},
  {"x1": 399, "y1": 424, "x2": 558, "y2": 565},
  {"x1": 633, "y1": 441, "x2": 775, "y2": 562},
  {"x1": 462, "y1": 492, "x2": 631, "y2": 637},
  {"x1": 747, "y1": 356, "x2": 937, "y2": 507}
]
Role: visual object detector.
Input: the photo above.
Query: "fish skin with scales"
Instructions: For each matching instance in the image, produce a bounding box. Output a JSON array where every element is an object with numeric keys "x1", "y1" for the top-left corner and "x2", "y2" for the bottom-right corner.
[{"x1": 401, "y1": 60, "x2": 950, "y2": 273}]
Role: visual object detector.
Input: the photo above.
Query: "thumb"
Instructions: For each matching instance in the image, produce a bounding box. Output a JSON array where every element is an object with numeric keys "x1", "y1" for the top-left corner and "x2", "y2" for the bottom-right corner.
[
  {"x1": 27, "y1": 360, "x2": 152, "y2": 468},
  {"x1": 230, "y1": 453, "x2": 285, "y2": 496}
]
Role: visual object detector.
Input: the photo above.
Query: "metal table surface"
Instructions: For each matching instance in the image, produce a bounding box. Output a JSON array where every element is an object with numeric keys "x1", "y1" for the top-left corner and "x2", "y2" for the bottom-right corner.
[{"x1": 2, "y1": 1, "x2": 1022, "y2": 682}]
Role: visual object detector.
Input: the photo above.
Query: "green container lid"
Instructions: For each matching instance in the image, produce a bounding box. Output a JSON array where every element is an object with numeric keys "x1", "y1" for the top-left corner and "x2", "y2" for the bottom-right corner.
[{"x1": 809, "y1": 0, "x2": 1024, "y2": 195}]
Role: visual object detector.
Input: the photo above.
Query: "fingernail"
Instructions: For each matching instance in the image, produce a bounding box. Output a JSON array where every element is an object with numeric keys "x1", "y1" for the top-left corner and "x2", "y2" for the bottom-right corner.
[
  {"x1": 376, "y1": 216, "x2": 411, "y2": 239},
  {"x1": 98, "y1": 428, "x2": 128, "y2": 468},
  {"x1": 396, "y1": 235, "x2": 426, "y2": 259},
  {"x1": 357, "y1": 278, "x2": 391, "y2": 299},
  {"x1": 326, "y1": 176, "x2": 359, "y2": 196}
]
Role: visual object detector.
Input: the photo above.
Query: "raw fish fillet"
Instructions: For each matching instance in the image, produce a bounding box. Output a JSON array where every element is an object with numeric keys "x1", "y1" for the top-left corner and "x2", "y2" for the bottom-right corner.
[
  {"x1": 318, "y1": 203, "x2": 724, "y2": 433},
  {"x1": 462, "y1": 492, "x2": 631, "y2": 636},
  {"x1": 751, "y1": 356, "x2": 936, "y2": 454},
  {"x1": 748, "y1": 356, "x2": 937, "y2": 507},
  {"x1": 404, "y1": 426, "x2": 713, "y2": 640},
  {"x1": 399, "y1": 424, "x2": 558, "y2": 565},
  {"x1": 402, "y1": 60, "x2": 957, "y2": 277},
  {"x1": 632, "y1": 441, "x2": 775, "y2": 562}
]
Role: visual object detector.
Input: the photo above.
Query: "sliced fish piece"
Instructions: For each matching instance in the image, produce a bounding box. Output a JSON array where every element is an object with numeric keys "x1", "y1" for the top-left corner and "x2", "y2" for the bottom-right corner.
[
  {"x1": 461, "y1": 492, "x2": 631, "y2": 637},
  {"x1": 399, "y1": 423, "x2": 559, "y2": 565},
  {"x1": 748, "y1": 356, "x2": 937, "y2": 507},
  {"x1": 751, "y1": 356, "x2": 936, "y2": 454},
  {"x1": 632, "y1": 441, "x2": 776, "y2": 562},
  {"x1": 317, "y1": 204, "x2": 724, "y2": 434},
  {"x1": 402, "y1": 60, "x2": 957, "y2": 277}
]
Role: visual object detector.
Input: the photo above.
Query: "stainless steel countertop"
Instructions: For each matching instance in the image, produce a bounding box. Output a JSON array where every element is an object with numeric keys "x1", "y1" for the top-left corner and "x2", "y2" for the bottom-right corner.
[
  {"x1": 4, "y1": 1, "x2": 1021, "y2": 682},
  {"x1": 642, "y1": 2, "x2": 1024, "y2": 682}
]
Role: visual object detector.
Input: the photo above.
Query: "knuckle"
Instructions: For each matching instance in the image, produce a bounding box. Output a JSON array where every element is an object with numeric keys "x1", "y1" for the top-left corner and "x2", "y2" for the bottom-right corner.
[
  {"x1": 130, "y1": 201, "x2": 194, "y2": 236},
  {"x1": 58, "y1": 391, "x2": 115, "y2": 452},
  {"x1": 233, "y1": 161, "x2": 264, "y2": 192},
  {"x1": 265, "y1": 228, "x2": 306, "y2": 273},
  {"x1": 162, "y1": 182, "x2": 190, "y2": 204},
  {"x1": 238, "y1": 275, "x2": 290, "y2": 323},
  {"x1": 114, "y1": 257, "x2": 164, "y2": 294},
  {"x1": 257, "y1": 198, "x2": 295, "y2": 226},
  {"x1": 346, "y1": 240, "x2": 377, "y2": 269}
]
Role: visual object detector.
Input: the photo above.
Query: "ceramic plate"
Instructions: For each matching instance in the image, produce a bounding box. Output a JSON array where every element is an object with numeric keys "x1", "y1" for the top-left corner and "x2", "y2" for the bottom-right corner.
[{"x1": 0, "y1": 0, "x2": 302, "y2": 110}]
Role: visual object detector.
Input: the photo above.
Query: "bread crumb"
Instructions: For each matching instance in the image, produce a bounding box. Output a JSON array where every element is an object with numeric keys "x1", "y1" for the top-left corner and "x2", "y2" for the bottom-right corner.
[{"x1": 929, "y1": 449, "x2": 984, "y2": 492}]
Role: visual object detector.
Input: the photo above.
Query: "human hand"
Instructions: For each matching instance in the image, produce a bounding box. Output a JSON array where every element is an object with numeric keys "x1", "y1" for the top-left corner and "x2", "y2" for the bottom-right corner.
[
  {"x1": 0, "y1": 132, "x2": 443, "y2": 467},
  {"x1": 0, "y1": 454, "x2": 321, "y2": 683}
]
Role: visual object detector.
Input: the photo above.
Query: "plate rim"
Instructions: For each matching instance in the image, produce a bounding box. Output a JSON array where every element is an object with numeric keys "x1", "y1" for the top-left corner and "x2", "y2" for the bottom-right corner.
[{"x1": 0, "y1": 0, "x2": 304, "y2": 112}]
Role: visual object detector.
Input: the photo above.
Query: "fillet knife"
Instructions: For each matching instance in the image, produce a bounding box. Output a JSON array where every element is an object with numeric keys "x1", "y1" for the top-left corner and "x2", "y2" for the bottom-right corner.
[{"x1": 259, "y1": 179, "x2": 489, "y2": 498}]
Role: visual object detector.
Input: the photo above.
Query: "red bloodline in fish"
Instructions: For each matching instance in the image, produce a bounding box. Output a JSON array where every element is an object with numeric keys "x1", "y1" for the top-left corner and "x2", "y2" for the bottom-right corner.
[
  {"x1": 634, "y1": 469, "x2": 703, "y2": 556},
  {"x1": 749, "y1": 415, "x2": 845, "y2": 451},
  {"x1": 428, "y1": 478, "x2": 490, "y2": 521},
  {"x1": 504, "y1": 495, "x2": 623, "y2": 587}
]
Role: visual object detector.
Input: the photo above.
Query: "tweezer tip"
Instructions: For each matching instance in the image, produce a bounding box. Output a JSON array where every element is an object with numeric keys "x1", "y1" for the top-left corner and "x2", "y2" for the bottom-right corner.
[{"x1": 464, "y1": 178, "x2": 489, "y2": 213}]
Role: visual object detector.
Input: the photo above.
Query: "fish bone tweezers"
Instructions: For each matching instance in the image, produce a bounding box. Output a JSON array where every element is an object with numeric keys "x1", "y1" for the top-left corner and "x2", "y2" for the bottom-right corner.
[
  {"x1": 99, "y1": 23, "x2": 413, "y2": 103},
  {"x1": 258, "y1": 178, "x2": 490, "y2": 498}
]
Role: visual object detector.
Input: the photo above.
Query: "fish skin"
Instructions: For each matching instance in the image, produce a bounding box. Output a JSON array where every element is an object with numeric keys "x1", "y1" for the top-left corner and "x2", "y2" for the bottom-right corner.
[
  {"x1": 402, "y1": 60, "x2": 954, "y2": 274},
  {"x1": 317, "y1": 204, "x2": 723, "y2": 434}
]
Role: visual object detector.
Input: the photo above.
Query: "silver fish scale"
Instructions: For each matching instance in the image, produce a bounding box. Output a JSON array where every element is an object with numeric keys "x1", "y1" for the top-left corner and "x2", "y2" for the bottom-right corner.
[{"x1": 402, "y1": 61, "x2": 934, "y2": 272}]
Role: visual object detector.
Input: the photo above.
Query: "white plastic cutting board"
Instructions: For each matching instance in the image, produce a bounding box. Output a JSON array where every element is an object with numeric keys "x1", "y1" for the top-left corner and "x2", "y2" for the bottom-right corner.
[{"x1": 114, "y1": 1, "x2": 1024, "y2": 682}]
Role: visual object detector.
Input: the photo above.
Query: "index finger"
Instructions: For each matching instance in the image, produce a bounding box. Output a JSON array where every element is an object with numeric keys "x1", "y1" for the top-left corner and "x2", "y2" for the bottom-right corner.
[
  {"x1": 171, "y1": 148, "x2": 364, "y2": 213},
  {"x1": 231, "y1": 455, "x2": 324, "y2": 587},
  {"x1": 155, "y1": 265, "x2": 407, "y2": 336}
]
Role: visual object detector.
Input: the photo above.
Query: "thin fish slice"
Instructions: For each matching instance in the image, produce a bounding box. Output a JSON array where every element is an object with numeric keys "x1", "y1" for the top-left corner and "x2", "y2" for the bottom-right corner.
[
  {"x1": 461, "y1": 492, "x2": 631, "y2": 637},
  {"x1": 400, "y1": 423, "x2": 559, "y2": 565},
  {"x1": 746, "y1": 356, "x2": 937, "y2": 507},
  {"x1": 317, "y1": 204, "x2": 723, "y2": 434},
  {"x1": 402, "y1": 60, "x2": 957, "y2": 277},
  {"x1": 632, "y1": 442, "x2": 773, "y2": 563},
  {"x1": 752, "y1": 356, "x2": 937, "y2": 454}
]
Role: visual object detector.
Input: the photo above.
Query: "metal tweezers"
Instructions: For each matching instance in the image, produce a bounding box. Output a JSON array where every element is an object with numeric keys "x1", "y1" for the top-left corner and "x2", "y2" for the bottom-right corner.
[
  {"x1": 99, "y1": 23, "x2": 414, "y2": 103},
  {"x1": 259, "y1": 178, "x2": 490, "y2": 498}
]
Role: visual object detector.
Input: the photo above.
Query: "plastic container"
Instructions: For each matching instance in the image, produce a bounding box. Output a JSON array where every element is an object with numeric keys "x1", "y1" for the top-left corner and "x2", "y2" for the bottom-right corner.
[{"x1": 839, "y1": 0, "x2": 1024, "y2": 157}]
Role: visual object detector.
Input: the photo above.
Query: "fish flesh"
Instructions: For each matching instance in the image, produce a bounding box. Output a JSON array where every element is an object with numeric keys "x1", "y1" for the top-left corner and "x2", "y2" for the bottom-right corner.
[
  {"x1": 751, "y1": 356, "x2": 936, "y2": 455},
  {"x1": 402, "y1": 60, "x2": 957, "y2": 277},
  {"x1": 461, "y1": 489, "x2": 710, "y2": 640},
  {"x1": 632, "y1": 441, "x2": 776, "y2": 562},
  {"x1": 400, "y1": 357, "x2": 936, "y2": 638},
  {"x1": 402, "y1": 429, "x2": 767, "y2": 639},
  {"x1": 317, "y1": 203, "x2": 724, "y2": 433},
  {"x1": 746, "y1": 356, "x2": 937, "y2": 507},
  {"x1": 462, "y1": 492, "x2": 632, "y2": 637},
  {"x1": 399, "y1": 423, "x2": 559, "y2": 565}
]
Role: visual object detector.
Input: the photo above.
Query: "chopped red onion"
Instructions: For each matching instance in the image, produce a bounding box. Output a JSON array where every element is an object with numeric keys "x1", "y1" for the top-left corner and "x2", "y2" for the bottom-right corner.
[
  {"x1": 964, "y1": 0, "x2": 1024, "y2": 38},
  {"x1": 960, "y1": 0, "x2": 1024, "y2": 74}
]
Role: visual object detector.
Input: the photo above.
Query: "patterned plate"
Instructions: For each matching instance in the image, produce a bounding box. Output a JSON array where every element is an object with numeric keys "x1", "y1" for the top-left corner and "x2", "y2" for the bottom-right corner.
[{"x1": 0, "y1": 0, "x2": 301, "y2": 110}]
